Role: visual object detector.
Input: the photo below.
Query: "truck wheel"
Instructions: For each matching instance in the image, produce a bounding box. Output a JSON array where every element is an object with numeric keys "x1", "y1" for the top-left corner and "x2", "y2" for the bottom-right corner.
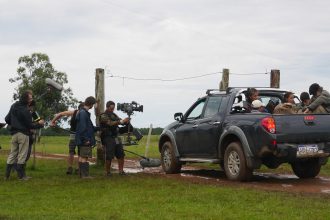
[
  {"x1": 161, "y1": 141, "x2": 182, "y2": 174},
  {"x1": 291, "y1": 158, "x2": 321, "y2": 179},
  {"x1": 224, "y1": 142, "x2": 253, "y2": 181}
]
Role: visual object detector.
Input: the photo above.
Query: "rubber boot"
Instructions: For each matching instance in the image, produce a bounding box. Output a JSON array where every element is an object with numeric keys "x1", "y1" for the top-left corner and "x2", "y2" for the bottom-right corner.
[
  {"x1": 133, "y1": 129, "x2": 143, "y2": 141},
  {"x1": 81, "y1": 162, "x2": 93, "y2": 179},
  {"x1": 78, "y1": 162, "x2": 82, "y2": 178},
  {"x1": 17, "y1": 164, "x2": 29, "y2": 181},
  {"x1": 4, "y1": 164, "x2": 13, "y2": 180},
  {"x1": 12, "y1": 163, "x2": 18, "y2": 173},
  {"x1": 22, "y1": 164, "x2": 32, "y2": 179}
]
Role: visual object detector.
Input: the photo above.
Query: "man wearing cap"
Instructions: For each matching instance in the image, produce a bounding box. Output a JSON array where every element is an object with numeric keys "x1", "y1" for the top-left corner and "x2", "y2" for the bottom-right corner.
[
  {"x1": 304, "y1": 83, "x2": 330, "y2": 114},
  {"x1": 251, "y1": 100, "x2": 267, "y2": 113}
]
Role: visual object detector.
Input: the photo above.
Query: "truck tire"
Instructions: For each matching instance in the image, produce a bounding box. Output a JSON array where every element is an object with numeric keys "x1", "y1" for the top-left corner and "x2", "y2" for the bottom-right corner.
[
  {"x1": 291, "y1": 158, "x2": 321, "y2": 179},
  {"x1": 161, "y1": 141, "x2": 182, "y2": 174},
  {"x1": 224, "y1": 142, "x2": 253, "y2": 181}
]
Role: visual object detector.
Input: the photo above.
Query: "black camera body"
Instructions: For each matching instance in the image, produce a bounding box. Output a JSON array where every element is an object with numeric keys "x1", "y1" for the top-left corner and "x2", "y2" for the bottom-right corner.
[{"x1": 117, "y1": 101, "x2": 143, "y2": 116}]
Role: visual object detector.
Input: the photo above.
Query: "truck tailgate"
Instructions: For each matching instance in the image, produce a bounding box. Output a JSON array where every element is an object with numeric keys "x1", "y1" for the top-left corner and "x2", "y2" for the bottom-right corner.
[{"x1": 273, "y1": 114, "x2": 330, "y2": 143}]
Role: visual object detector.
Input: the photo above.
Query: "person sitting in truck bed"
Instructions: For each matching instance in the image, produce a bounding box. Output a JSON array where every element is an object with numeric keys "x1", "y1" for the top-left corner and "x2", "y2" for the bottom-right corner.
[
  {"x1": 245, "y1": 88, "x2": 259, "y2": 112},
  {"x1": 304, "y1": 83, "x2": 330, "y2": 114},
  {"x1": 273, "y1": 92, "x2": 296, "y2": 114},
  {"x1": 251, "y1": 100, "x2": 268, "y2": 113},
  {"x1": 296, "y1": 92, "x2": 311, "y2": 113}
]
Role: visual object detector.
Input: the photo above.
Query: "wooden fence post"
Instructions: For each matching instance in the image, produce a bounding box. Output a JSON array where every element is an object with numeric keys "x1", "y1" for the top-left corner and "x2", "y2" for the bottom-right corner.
[
  {"x1": 270, "y1": 69, "x2": 280, "y2": 88},
  {"x1": 219, "y1": 68, "x2": 229, "y2": 91},
  {"x1": 95, "y1": 68, "x2": 105, "y2": 166}
]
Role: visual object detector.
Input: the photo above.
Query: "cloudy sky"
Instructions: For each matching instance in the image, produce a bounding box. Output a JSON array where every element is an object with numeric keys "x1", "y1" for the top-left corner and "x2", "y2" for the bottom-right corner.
[{"x1": 1, "y1": 0, "x2": 330, "y2": 127}]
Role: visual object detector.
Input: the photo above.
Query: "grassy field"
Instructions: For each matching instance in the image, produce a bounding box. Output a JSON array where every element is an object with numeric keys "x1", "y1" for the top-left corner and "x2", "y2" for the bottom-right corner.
[
  {"x1": 1, "y1": 135, "x2": 330, "y2": 176},
  {"x1": 1, "y1": 135, "x2": 330, "y2": 219},
  {"x1": 0, "y1": 155, "x2": 330, "y2": 220},
  {"x1": 0, "y1": 135, "x2": 161, "y2": 159}
]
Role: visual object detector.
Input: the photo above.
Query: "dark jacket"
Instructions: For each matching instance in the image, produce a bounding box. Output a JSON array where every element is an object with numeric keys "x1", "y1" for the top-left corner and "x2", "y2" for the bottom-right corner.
[
  {"x1": 308, "y1": 90, "x2": 330, "y2": 113},
  {"x1": 75, "y1": 108, "x2": 97, "y2": 146},
  {"x1": 5, "y1": 101, "x2": 43, "y2": 135}
]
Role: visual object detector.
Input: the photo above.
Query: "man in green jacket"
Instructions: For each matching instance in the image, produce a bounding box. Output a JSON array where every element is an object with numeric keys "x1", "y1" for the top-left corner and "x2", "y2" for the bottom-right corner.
[{"x1": 304, "y1": 83, "x2": 330, "y2": 114}]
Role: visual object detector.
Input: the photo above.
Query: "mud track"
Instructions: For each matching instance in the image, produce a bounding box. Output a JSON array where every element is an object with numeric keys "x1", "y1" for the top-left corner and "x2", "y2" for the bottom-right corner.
[{"x1": 27, "y1": 152, "x2": 330, "y2": 195}]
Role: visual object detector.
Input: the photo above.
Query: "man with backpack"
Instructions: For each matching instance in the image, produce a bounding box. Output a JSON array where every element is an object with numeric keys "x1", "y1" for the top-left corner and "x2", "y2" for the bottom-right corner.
[{"x1": 50, "y1": 102, "x2": 84, "y2": 175}]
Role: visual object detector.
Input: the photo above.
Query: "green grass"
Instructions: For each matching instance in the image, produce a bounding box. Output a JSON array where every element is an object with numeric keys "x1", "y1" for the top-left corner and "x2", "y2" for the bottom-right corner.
[
  {"x1": 0, "y1": 135, "x2": 161, "y2": 159},
  {"x1": 0, "y1": 155, "x2": 330, "y2": 220}
]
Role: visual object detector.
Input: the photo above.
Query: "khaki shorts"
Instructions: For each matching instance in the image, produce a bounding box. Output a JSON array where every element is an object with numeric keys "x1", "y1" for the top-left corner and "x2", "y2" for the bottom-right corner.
[
  {"x1": 78, "y1": 145, "x2": 92, "y2": 158},
  {"x1": 68, "y1": 134, "x2": 78, "y2": 155}
]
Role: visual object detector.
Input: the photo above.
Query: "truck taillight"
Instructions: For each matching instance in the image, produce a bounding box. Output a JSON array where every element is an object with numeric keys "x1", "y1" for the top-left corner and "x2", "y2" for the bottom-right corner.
[{"x1": 261, "y1": 117, "x2": 276, "y2": 134}]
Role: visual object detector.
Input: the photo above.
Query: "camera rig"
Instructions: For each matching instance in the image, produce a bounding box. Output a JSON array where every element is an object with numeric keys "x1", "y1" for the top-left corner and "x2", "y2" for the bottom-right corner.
[
  {"x1": 117, "y1": 101, "x2": 143, "y2": 145},
  {"x1": 117, "y1": 101, "x2": 143, "y2": 117}
]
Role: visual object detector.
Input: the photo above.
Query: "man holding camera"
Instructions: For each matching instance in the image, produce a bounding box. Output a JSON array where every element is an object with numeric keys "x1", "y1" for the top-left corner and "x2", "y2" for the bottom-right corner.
[
  {"x1": 100, "y1": 101, "x2": 133, "y2": 176},
  {"x1": 4, "y1": 90, "x2": 44, "y2": 180}
]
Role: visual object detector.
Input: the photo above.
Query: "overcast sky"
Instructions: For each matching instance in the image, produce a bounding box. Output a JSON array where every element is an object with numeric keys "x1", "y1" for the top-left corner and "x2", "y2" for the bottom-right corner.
[{"x1": 1, "y1": 0, "x2": 330, "y2": 127}]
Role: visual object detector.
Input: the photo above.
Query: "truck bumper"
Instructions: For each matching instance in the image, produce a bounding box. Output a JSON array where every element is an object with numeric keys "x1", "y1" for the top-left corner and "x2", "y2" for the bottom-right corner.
[{"x1": 275, "y1": 142, "x2": 330, "y2": 161}]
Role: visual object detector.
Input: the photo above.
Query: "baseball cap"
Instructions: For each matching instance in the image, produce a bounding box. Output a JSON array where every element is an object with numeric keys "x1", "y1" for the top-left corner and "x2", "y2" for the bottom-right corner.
[{"x1": 252, "y1": 100, "x2": 265, "y2": 109}]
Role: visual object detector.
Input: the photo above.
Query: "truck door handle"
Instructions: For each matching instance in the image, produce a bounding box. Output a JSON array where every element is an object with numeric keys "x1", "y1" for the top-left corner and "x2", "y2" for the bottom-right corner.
[
  {"x1": 212, "y1": 121, "x2": 221, "y2": 125},
  {"x1": 192, "y1": 125, "x2": 198, "y2": 128}
]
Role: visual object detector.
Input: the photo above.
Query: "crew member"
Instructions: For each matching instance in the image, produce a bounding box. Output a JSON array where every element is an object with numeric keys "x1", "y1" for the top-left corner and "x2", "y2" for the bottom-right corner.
[
  {"x1": 304, "y1": 83, "x2": 330, "y2": 114},
  {"x1": 245, "y1": 88, "x2": 259, "y2": 112},
  {"x1": 75, "y1": 97, "x2": 98, "y2": 178},
  {"x1": 251, "y1": 100, "x2": 267, "y2": 113},
  {"x1": 296, "y1": 92, "x2": 311, "y2": 113},
  {"x1": 100, "y1": 101, "x2": 135, "y2": 176},
  {"x1": 50, "y1": 102, "x2": 84, "y2": 175},
  {"x1": 4, "y1": 90, "x2": 44, "y2": 180},
  {"x1": 273, "y1": 92, "x2": 296, "y2": 114}
]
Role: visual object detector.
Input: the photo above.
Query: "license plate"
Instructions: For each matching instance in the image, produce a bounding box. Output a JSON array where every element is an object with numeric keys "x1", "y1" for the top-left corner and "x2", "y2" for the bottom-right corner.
[{"x1": 297, "y1": 144, "x2": 319, "y2": 157}]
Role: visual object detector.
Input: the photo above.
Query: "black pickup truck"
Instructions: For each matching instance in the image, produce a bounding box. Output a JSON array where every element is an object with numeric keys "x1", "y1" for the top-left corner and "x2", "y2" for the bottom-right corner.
[{"x1": 159, "y1": 88, "x2": 330, "y2": 181}]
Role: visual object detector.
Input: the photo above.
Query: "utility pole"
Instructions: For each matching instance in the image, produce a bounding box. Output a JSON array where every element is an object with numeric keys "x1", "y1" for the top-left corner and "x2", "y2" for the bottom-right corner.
[
  {"x1": 270, "y1": 69, "x2": 280, "y2": 88},
  {"x1": 95, "y1": 68, "x2": 105, "y2": 166},
  {"x1": 219, "y1": 68, "x2": 230, "y2": 91}
]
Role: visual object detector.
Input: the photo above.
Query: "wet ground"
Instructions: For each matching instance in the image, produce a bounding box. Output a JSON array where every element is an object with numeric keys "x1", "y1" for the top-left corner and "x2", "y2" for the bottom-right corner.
[{"x1": 28, "y1": 152, "x2": 330, "y2": 195}]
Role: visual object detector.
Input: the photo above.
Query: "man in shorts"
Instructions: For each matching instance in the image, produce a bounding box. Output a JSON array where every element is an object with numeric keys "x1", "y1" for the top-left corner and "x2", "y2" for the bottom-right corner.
[{"x1": 51, "y1": 102, "x2": 84, "y2": 174}]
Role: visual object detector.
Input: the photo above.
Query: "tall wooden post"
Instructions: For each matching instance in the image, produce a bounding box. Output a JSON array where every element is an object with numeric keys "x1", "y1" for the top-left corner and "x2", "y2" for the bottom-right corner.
[
  {"x1": 270, "y1": 69, "x2": 280, "y2": 88},
  {"x1": 95, "y1": 68, "x2": 105, "y2": 166},
  {"x1": 219, "y1": 68, "x2": 229, "y2": 91}
]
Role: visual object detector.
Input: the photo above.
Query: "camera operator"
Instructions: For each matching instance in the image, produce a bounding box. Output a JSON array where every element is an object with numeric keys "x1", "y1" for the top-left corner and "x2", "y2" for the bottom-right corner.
[
  {"x1": 100, "y1": 101, "x2": 134, "y2": 176},
  {"x1": 4, "y1": 90, "x2": 44, "y2": 180},
  {"x1": 75, "y1": 97, "x2": 98, "y2": 179}
]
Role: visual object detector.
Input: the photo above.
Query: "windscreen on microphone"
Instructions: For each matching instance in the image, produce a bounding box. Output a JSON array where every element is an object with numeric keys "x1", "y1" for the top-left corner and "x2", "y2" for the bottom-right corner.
[{"x1": 45, "y1": 78, "x2": 63, "y2": 91}]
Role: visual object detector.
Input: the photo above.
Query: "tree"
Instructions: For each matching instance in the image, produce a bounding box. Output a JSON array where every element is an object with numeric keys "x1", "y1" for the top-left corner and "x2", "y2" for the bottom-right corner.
[{"x1": 9, "y1": 53, "x2": 77, "y2": 121}]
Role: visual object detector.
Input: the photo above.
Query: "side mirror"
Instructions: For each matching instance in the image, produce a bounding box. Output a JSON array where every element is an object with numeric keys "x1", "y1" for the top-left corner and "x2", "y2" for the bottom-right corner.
[{"x1": 174, "y1": 112, "x2": 184, "y2": 122}]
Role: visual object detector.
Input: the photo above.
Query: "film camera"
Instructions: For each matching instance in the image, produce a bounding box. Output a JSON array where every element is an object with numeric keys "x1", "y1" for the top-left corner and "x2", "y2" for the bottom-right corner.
[
  {"x1": 116, "y1": 101, "x2": 143, "y2": 146},
  {"x1": 117, "y1": 101, "x2": 143, "y2": 116}
]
